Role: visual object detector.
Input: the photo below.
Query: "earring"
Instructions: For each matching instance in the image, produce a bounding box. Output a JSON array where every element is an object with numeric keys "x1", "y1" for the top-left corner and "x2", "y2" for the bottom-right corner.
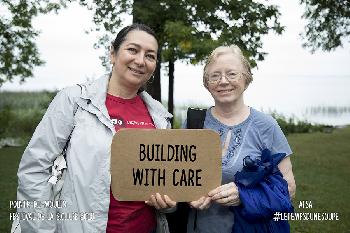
[
  {"x1": 148, "y1": 74, "x2": 155, "y2": 83},
  {"x1": 108, "y1": 65, "x2": 114, "y2": 78}
]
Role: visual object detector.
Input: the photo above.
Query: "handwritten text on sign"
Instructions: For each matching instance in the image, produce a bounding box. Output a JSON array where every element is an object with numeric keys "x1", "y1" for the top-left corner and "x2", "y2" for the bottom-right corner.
[{"x1": 110, "y1": 129, "x2": 221, "y2": 201}]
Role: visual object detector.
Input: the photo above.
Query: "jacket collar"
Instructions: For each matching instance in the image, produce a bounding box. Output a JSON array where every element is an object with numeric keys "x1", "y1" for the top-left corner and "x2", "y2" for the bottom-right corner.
[
  {"x1": 79, "y1": 74, "x2": 173, "y2": 129},
  {"x1": 81, "y1": 74, "x2": 110, "y2": 108},
  {"x1": 139, "y1": 91, "x2": 172, "y2": 119}
]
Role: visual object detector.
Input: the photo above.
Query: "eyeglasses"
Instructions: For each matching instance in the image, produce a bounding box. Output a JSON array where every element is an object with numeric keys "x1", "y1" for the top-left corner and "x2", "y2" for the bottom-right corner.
[{"x1": 207, "y1": 71, "x2": 245, "y2": 83}]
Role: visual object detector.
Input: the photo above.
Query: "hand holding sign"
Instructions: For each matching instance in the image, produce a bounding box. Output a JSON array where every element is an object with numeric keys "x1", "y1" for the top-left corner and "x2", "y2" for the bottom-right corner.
[
  {"x1": 110, "y1": 129, "x2": 222, "y2": 202},
  {"x1": 145, "y1": 193, "x2": 176, "y2": 210},
  {"x1": 208, "y1": 182, "x2": 241, "y2": 206},
  {"x1": 189, "y1": 196, "x2": 212, "y2": 210}
]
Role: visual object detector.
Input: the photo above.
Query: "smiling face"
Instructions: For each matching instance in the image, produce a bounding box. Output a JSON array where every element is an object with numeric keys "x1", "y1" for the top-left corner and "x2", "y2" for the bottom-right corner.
[
  {"x1": 205, "y1": 53, "x2": 248, "y2": 105},
  {"x1": 110, "y1": 30, "x2": 158, "y2": 90}
]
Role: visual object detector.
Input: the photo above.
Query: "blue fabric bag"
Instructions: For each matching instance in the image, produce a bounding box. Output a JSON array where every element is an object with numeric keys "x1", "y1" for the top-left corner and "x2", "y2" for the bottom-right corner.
[{"x1": 230, "y1": 149, "x2": 294, "y2": 233}]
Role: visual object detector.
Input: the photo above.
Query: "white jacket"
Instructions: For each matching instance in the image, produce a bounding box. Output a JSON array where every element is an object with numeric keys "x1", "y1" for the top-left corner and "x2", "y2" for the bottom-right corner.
[{"x1": 16, "y1": 75, "x2": 172, "y2": 232}]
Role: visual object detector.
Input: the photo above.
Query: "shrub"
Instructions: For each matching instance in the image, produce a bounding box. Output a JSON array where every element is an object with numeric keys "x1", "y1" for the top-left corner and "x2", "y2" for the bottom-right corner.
[
  {"x1": 0, "y1": 91, "x2": 55, "y2": 141},
  {"x1": 0, "y1": 105, "x2": 14, "y2": 138},
  {"x1": 271, "y1": 112, "x2": 327, "y2": 135}
]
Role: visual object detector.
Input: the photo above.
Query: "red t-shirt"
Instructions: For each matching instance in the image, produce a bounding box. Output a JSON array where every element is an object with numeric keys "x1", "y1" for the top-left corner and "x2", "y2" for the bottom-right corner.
[{"x1": 105, "y1": 94, "x2": 156, "y2": 233}]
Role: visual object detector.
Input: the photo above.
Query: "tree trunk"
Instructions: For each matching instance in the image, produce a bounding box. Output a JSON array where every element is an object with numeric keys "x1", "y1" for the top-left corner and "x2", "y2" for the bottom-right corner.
[
  {"x1": 132, "y1": 0, "x2": 142, "y2": 23},
  {"x1": 132, "y1": 0, "x2": 161, "y2": 101},
  {"x1": 146, "y1": 54, "x2": 161, "y2": 101},
  {"x1": 168, "y1": 60, "x2": 174, "y2": 126}
]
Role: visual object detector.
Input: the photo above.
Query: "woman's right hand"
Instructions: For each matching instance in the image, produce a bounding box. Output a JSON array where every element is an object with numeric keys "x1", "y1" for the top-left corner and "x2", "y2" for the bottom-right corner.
[
  {"x1": 145, "y1": 193, "x2": 176, "y2": 210},
  {"x1": 208, "y1": 182, "x2": 240, "y2": 206},
  {"x1": 188, "y1": 196, "x2": 212, "y2": 210}
]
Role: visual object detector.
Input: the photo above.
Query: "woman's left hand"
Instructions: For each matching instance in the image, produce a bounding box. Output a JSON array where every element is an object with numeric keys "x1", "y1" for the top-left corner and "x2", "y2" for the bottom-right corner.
[
  {"x1": 208, "y1": 182, "x2": 241, "y2": 206},
  {"x1": 145, "y1": 193, "x2": 176, "y2": 210},
  {"x1": 189, "y1": 196, "x2": 212, "y2": 210}
]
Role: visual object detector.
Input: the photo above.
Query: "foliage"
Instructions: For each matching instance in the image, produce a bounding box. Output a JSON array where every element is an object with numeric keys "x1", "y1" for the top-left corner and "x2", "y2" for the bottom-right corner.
[
  {"x1": 0, "y1": 90, "x2": 56, "y2": 110},
  {"x1": 300, "y1": 0, "x2": 350, "y2": 52},
  {"x1": 83, "y1": 0, "x2": 284, "y2": 67},
  {"x1": 172, "y1": 106, "x2": 329, "y2": 135},
  {"x1": 270, "y1": 112, "x2": 326, "y2": 135},
  {"x1": 0, "y1": 0, "x2": 68, "y2": 87},
  {"x1": 0, "y1": 105, "x2": 13, "y2": 137},
  {"x1": 0, "y1": 91, "x2": 56, "y2": 140}
]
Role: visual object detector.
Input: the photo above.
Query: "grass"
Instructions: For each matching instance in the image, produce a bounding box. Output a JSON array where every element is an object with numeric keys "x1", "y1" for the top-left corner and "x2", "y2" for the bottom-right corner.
[
  {"x1": 0, "y1": 146, "x2": 24, "y2": 232},
  {"x1": 1, "y1": 128, "x2": 349, "y2": 232},
  {"x1": 288, "y1": 127, "x2": 350, "y2": 232}
]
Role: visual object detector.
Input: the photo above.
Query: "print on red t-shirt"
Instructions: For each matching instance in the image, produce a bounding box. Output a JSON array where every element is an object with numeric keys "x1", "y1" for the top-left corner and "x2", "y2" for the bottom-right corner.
[{"x1": 105, "y1": 94, "x2": 156, "y2": 233}]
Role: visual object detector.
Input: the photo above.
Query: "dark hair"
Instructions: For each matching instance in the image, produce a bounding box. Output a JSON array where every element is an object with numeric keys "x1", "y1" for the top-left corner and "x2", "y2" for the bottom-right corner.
[{"x1": 112, "y1": 23, "x2": 158, "y2": 54}]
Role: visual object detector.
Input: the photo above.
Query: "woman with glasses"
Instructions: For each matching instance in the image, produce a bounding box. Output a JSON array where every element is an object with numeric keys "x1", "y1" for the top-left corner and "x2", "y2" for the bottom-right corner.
[{"x1": 185, "y1": 45, "x2": 296, "y2": 233}]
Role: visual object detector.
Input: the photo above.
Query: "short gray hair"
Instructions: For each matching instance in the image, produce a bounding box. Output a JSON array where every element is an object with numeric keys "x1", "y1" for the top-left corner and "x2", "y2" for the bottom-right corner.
[{"x1": 203, "y1": 45, "x2": 253, "y2": 87}]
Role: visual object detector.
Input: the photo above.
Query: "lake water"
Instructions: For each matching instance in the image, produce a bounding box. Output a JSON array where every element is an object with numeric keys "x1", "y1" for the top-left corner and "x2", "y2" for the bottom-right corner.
[
  {"x1": 169, "y1": 74, "x2": 350, "y2": 126},
  {"x1": 245, "y1": 75, "x2": 350, "y2": 126}
]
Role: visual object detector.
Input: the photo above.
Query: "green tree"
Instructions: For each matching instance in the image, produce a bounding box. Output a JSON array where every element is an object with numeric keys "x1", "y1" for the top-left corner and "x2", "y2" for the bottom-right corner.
[
  {"x1": 300, "y1": 0, "x2": 350, "y2": 52},
  {"x1": 0, "y1": 0, "x2": 68, "y2": 87},
  {"x1": 85, "y1": 0, "x2": 283, "y2": 125}
]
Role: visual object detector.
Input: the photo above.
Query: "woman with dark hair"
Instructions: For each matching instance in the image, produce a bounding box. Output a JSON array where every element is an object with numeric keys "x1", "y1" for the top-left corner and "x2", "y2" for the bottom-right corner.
[{"x1": 15, "y1": 24, "x2": 175, "y2": 233}]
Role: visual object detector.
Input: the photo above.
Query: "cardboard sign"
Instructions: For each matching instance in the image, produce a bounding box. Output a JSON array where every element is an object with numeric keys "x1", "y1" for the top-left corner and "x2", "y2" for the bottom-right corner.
[{"x1": 110, "y1": 129, "x2": 222, "y2": 202}]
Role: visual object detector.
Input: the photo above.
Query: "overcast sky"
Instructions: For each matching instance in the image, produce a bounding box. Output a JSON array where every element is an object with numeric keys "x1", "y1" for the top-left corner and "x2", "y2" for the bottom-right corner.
[{"x1": 2, "y1": 1, "x2": 350, "y2": 106}]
